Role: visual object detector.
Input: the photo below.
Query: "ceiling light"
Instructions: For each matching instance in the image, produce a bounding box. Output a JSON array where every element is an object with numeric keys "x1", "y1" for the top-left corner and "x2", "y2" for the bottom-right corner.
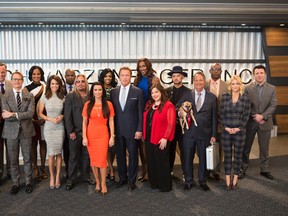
[
  {"x1": 280, "y1": 23, "x2": 285, "y2": 27},
  {"x1": 38, "y1": 22, "x2": 43, "y2": 25},
  {"x1": 202, "y1": 23, "x2": 207, "y2": 26},
  {"x1": 162, "y1": 23, "x2": 167, "y2": 25},
  {"x1": 80, "y1": 22, "x2": 85, "y2": 25},
  {"x1": 121, "y1": 22, "x2": 126, "y2": 25},
  {"x1": 241, "y1": 23, "x2": 246, "y2": 26}
]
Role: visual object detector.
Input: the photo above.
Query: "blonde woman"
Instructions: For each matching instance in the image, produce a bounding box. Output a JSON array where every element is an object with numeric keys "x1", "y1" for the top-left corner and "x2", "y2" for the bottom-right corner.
[{"x1": 221, "y1": 75, "x2": 250, "y2": 190}]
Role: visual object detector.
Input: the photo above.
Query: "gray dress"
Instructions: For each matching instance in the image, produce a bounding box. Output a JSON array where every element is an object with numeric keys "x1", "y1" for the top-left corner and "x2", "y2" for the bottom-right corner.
[{"x1": 40, "y1": 93, "x2": 65, "y2": 156}]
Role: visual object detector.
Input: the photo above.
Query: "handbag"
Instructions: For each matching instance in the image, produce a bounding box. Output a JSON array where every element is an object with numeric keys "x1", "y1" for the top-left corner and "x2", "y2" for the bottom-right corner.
[{"x1": 206, "y1": 142, "x2": 220, "y2": 170}]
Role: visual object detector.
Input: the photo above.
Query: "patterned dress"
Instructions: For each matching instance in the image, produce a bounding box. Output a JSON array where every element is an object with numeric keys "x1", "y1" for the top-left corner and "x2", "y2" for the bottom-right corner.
[{"x1": 40, "y1": 93, "x2": 65, "y2": 156}]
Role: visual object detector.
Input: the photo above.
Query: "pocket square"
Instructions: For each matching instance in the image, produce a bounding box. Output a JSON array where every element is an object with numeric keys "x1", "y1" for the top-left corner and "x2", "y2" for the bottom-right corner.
[{"x1": 130, "y1": 98, "x2": 138, "y2": 100}]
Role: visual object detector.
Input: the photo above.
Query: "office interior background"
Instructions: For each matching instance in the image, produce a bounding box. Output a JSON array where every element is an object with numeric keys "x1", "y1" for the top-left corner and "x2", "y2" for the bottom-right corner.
[{"x1": 0, "y1": 0, "x2": 287, "y2": 133}]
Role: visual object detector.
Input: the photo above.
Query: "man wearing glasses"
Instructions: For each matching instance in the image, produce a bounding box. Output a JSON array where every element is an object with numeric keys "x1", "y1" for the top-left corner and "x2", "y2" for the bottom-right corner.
[
  {"x1": 64, "y1": 74, "x2": 94, "y2": 190},
  {"x1": 2, "y1": 72, "x2": 35, "y2": 195},
  {"x1": 205, "y1": 63, "x2": 228, "y2": 181}
]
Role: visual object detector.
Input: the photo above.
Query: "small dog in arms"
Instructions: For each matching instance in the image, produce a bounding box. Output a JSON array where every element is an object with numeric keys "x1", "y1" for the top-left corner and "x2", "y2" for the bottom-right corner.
[{"x1": 179, "y1": 101, "x2": 198, "y2": 134}]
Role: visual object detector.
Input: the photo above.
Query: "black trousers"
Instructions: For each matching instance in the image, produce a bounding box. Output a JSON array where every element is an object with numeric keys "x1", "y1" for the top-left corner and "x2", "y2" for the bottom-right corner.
[
  {"x1": 145, "y1": 140, "x2": 172, "y2": 192},
  {"x1": 115, "y1": 137, "x2": 138, "y2": 184},
  {"x1": 67, "y1": 133, "x2": 90, "y2": 183},
  {"x1": 169, "y1": 124, "x2": 184, "y2": 173}
]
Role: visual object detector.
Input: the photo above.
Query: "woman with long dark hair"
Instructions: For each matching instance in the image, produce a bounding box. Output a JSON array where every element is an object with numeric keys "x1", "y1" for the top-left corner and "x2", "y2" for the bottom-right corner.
[
  {"x1": 143, "y1": 83, "x2": 176, "y2": 192},
  {"x1": 82, "y1": 82, "x2": 115, "y2": 195},
  {"x1": 24, "y1": 65, "x2": 47, "y2": 180},
  {"x1": 38, "y1": 75, "x2": 65, "y2": 189},
  {"x1": 98, "y1": 68, "x2": 118, "y2": 181},
  {"x1": 134, "y1": 58, "x2": 160, "y2": 182}
]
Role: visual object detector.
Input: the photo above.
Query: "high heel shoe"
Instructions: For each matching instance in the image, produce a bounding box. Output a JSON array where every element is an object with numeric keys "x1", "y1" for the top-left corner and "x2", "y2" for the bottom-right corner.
[
  {"x1": 101, "y1": 189, "x2": 108, "y2": 196},
  {"x1": 95, "y1": 187, "x2": 101, "y2": 193},
  {"x1": 225, "y1": 182, "x2": 232, "y2": 191},
  {"x1": 232, "y1": 182, "x2": 237, "y2": 190},
  {"x1": 50, "y1": 185, "x2": 55, "y2": 189},
  {"x1": 55, "y1": 184, "x2": 61, "y2": 189}
]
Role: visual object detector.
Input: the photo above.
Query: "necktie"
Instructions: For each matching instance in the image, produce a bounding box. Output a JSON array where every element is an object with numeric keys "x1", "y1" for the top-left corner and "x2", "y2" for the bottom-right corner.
[
  {"x1": 0, "y1": 83, "x2": 5, "y2": 94},
  {"x1": 196, "y1": 92, "x2": 201, "y2": 112},
  {"x1": 69, "y1": 85, "x2": 73, "y2": 92},
  {"x1": 17, "y1": 92, "x2": 22, "y2": 111},
  {"x1": 120, "y1": 87, "x2": 126, "y2": 111},
  {"x1": 211, "y1": 82, "x2": 218, "y2": 97}
]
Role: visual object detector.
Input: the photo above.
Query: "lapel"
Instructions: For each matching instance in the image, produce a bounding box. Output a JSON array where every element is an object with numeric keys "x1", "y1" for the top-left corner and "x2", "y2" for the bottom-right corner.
[
  {"x1": 123, "y1": 85, "x2": 133, "y2": 112},
  {"x1": 115, "y1": 86, "x2": 122, "y2": 110}
]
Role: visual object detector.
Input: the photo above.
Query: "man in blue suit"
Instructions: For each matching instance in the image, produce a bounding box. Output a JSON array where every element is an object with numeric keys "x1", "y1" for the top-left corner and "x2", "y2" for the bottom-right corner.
[
  {"x1": 110, "y1": 66, "x2": 144, "y2": 191},
  {"x1": 177, "y1": 72, "x2": 218, "y2": 191}
]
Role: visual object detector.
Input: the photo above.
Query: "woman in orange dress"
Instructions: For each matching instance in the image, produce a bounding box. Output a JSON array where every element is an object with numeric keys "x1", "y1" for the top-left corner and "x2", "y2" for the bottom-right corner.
[{"x1": 82, "y1": 82, "x2": 115, "y2": 195}]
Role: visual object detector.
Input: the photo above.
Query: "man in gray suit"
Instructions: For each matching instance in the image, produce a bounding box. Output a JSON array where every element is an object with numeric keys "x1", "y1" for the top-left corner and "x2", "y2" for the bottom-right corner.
[
  {"x1": 110, "y1": 66, "x2": 144, "y2": 191},
  {"x1": 205, "y1": 63, "x2": 228, "y2": 180},
  {"x1": 64, "y1": 74, "x2": 94, "y2": 191},
  {"x1": 2, "y1": 72, "x2": 35, "y2": 194},
  {"x1": 239, "y1": 65, "x2": 277, "y2": 180},
  {"x1": 0, "y1": 63, "x2": 12, "y2": 181}
]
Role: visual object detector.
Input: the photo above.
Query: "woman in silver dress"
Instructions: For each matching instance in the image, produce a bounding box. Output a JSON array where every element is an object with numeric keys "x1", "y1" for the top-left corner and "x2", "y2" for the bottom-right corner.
[{"x1": 38, "y1": 75, "x2": 65, "y2": 189}]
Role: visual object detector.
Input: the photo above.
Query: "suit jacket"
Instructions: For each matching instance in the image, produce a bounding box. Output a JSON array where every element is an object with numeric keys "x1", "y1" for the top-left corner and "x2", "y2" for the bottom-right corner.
[
  {"x1": 110, "y1": 85, "x2": 144, "y2": 138},
  {"x1": 64, "y1": 92, "x2": 87, "y2": 135},
  {"x1": 245, "y1": 81, "x2": 277, "y2": 131},
  {"x1": 176, "y1": 89, "x2": 218, "y2": 141},
  {"x1": 1, "y1": 89, "x2": 35, "y2": 139},
  {"x1": 205, "y1": 79, "x2": 228, "y2": 133},
  {"x1": 0, "y1": 80, "x2": 13, "y2": 124}
]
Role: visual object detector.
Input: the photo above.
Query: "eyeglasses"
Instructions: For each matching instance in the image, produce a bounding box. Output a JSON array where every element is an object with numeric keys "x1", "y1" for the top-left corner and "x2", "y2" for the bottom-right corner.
[
  {"x1": 210, "y1": 68, "x2": 221, "y2": 71},
  {"x1": 75, "y1": 80, "x2": 85, "y2": 83},
  {"x1": 12, "y1": 78, "x2": 23, "y2": 81}
]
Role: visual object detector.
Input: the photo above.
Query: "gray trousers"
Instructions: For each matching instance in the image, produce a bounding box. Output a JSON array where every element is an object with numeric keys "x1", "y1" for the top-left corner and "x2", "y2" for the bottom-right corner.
[
  {"x1": 6, "y1": 130, "x2": 32, "y2": 186},
  {"x1": 242, "y1": 128, "x2": 271, "y2": 173}
]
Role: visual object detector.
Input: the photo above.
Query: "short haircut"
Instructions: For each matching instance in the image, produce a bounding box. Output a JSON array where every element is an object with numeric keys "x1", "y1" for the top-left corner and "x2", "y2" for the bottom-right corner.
[
  {"x1": 119, "y1": 66, "x2": 132, "y2": 76},
  {"x1": 11, "y1": 71, "x2": 24, "y2": 80},
  {"x1": 253, "y1": 65, "x2": 266, "y2": 74}
]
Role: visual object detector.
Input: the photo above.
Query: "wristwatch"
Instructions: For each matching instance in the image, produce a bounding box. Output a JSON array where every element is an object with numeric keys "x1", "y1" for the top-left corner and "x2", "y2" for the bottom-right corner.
[{"x1": 12, "y1": 113, "x2": 16, "y2": 118}]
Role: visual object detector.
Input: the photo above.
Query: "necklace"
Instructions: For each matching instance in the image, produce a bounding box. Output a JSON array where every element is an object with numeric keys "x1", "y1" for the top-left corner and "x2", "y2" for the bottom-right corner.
[{"x1": 94, "y1": 103, "x2": 102, "y2": 117}]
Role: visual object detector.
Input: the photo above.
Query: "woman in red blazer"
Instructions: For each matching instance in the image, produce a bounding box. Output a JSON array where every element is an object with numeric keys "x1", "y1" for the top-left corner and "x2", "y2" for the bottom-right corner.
[{"x1": 143, "y1": 83, "x2": 176, "y2": 192}]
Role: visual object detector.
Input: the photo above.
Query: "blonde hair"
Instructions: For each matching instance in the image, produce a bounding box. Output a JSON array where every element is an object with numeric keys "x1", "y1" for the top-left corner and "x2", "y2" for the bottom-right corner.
[
  {"x1": 228, "y1": 75, "x2": 245, "y2": 95},
  {"x1": 74, "y1": 74, "x2": 89, "y2": 96}
]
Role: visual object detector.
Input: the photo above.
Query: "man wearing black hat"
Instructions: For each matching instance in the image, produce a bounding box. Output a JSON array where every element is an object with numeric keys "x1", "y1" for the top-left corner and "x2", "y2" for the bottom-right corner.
[{"x1": 165, "y1": 66, "x2": 191, "y2": 176}]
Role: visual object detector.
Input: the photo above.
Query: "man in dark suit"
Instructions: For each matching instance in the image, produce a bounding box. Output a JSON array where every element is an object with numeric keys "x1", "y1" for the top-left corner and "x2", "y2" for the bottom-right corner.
[
  {"x1": 205, "y1": 63, "x2": 228, "y2": 180},
  {"x1": 239, "y1": 65, "x2": 277, "y2": 180},
  {"x1": 177, "y1": 72, "x2": 218, "y2": 191},
  {"x1": 2, "y1": 72, "x2": 35, "y2": 195},
  {"x1": 165, "y1": 66, "x2": 191, "y2": 176},
  {"x1": 63, "y1": 68, "x2": 76, "y2": 178},
  {"x1": 0, "y1": 63, "x2": 12, "y2": 181},
  {"x1": 110, "y1": 66, "x2": 144, "y2": 191},
  {"x1": 64, "y1": 74, "x2": 94, "y2": 191}
]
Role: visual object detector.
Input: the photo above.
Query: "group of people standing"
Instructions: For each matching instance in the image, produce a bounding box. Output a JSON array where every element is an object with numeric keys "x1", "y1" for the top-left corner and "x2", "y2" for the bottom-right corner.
[{"x1": 0, "y1": 59, "x2": 276, "y2": 195}]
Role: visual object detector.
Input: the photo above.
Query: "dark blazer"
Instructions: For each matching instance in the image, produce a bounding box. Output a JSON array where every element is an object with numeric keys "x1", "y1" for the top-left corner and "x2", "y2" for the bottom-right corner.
[
  {"x1": 0, "y1": 80, "x2": 13, "y2": 123},
  {"x1": 245, "y1": 81, "x2": 277, "y2": 131},
  {"x1": 64, "y1": 92, "x2": 87, "y2": 135},
  {"x1": 177, "y1": 89, "x2": 218, "y2": 140},
  {"x1": 1, "y1": 89, "x2": 35, "y2": 139},
  {"x1": 110, "y1": 85, "x2": 144, "y2": 138}
]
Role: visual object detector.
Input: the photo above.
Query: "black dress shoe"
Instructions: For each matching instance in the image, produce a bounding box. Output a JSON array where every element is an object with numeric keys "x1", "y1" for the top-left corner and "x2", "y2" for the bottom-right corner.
[
  {"x1": 238, "y1": 170, "x2": 246, "y2": 179},
  {"x1": 11, "y1": 185, "x2": 19, "y2": 195},
  {"x1": 213, "y1": 173, "x2": 221, "y2": 181},
  {"x1": 260, "y1": 172, "x2": 274, "y2": 180},
  {"x1": 25, "y1": 183, "x2": 33, "y2": 194},
  {"x1": 66, "y1": 183, "x2": 73, "y2": 191},
  {"x1": 200, "y1": 183, "x2": 210, "y2": 191},
  {"x1": 128, "y1": 183, "x2": 136, "y2": 191},
  {"x1": 184, "y1": 183, "x2": 192, "y2": 190},
  {"x1": 117, "y1": 180, "x2": 127, "y2": 188},
  {"x1": 85, "y1": 178, "x2": 96, "y2": 185}
]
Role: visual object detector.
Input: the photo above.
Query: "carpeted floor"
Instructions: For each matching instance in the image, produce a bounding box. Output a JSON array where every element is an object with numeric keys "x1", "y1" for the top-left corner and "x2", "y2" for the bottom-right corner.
[{"x1": 1, "y1": 155, "x2": 288, "y2": 216}]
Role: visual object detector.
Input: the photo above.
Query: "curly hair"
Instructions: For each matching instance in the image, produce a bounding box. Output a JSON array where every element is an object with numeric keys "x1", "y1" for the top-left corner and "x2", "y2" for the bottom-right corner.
[{"x1": 28, "y1": 65, "x2": 45, "y2": 82}]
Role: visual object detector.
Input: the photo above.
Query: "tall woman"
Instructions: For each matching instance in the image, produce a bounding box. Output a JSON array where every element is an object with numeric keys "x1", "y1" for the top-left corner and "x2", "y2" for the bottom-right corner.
[
  {"x1": 24, "y1": 65, "x2": 47, "y2": 180},
  {"x1": 143, "y1": 84, "x2": 176, "y2": 192},
  {"x1": 82, "y1": 82, "x2": 115, "y2": 195},
  {"x1": 134, "y1": 58, "x2": 160, "y2": 181},
  {"x1": 38, "y1": 75, "x2": 65, "y2": 189},
  {"x1": 221, "y1": 75, "x2": 250, "y2": 190},
  {"x1": 98, "y1": 68, "x2": 118, "y2": 181}
]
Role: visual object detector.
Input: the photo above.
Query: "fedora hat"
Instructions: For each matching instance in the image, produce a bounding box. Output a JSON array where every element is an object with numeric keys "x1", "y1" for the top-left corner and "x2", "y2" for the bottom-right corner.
[{"x1": 167, "y1": 66, "x2": 188, "y2": 77}]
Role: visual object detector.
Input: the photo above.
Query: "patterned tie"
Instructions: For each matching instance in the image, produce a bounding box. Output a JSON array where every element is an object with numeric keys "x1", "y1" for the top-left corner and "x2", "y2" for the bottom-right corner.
[
  {"x1": 120, "y1": 87, "x2": 126, "y2": 111},
  {"x1": 16, "y1": 92, "x2": 22, "y2": 111},
  {"x1": 196, "y1": 92, "x2": 201, "y2": 112},
  {"x1": 0, "y1": 83, "x2": 5, "y2": 94}
]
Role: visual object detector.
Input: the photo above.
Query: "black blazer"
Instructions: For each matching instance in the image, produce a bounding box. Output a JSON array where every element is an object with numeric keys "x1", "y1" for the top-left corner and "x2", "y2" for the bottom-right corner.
[
  {"x1": 64, "y1": 92, "x2": 87, "y2": 135},
  {"x1": 110, "y1": 85, "x2": 144, "y2": 139},
  {"x1": 176, "y1": 89, "x2": 218, "y2": 141}
]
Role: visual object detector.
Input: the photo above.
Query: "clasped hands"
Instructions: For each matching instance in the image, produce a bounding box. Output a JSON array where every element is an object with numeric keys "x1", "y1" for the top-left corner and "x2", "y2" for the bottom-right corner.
[
  {"x1": 253, "y1": 114, "x2": 265, "y2": 125},
  {"x1": 225, "y1": 127, "x2": 240, "y2": 134}
]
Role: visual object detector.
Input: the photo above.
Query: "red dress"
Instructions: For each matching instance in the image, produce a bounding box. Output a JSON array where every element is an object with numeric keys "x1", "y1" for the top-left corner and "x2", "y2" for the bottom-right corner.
[{"x1": 82, "y1": 101, "x2": 115, "y2": 168}]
